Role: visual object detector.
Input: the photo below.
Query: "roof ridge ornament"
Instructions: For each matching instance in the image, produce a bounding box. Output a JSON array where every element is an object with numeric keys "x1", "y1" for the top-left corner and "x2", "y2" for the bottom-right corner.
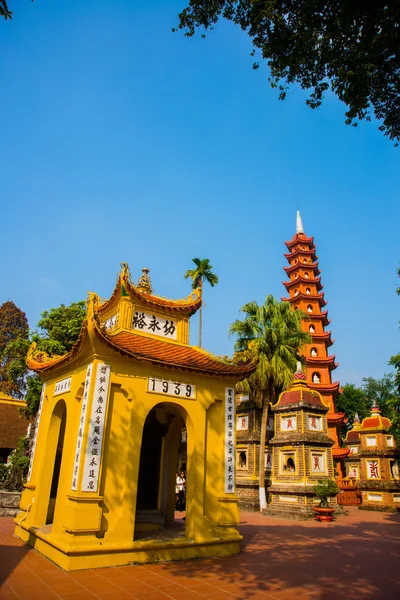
[
  {"x1": 371, "y1": 397, "x2": 381, "y2": 415},
  {"x1": 136, "y1": 267, "x2": 154, "y2": 294},
  {"x1": 296, "y1": 210, "x2": 304, "y2": 234},
  {"x1": 293, "y1": 361, "x2": 307, "y2": 382}
]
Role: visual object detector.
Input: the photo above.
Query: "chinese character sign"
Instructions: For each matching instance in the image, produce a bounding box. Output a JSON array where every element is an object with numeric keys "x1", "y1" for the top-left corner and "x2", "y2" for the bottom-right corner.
[
  {"x1": 367, "y1": 460, "x2": 380, "y2": 479},
  {"x1": 225, "y1": 387, "x2": 235, "y2": 494},
  {"x1": 308, "y1": 415, "x2": 322, "y2": 431},
  {"x1": 281, "y1": 415, "x2": 297, "y2": 431},
  {"x1": 236, "y1": 416, "x2": 248, "y2": 431},
  {"x1": 71, "y1": 364, "x2": 93, "y2": 491},
  {"x1": 81, "y1": 363, "x2": 111, "y2": 493},
  {"x1": 27, "y1": 384, "x2": 46, "y2": 482},
  {"x1": 133, "y1": 311, "x2": 177, "y2": 340},
  {"x1": 104, "y1": 314, "x2": 118, "y2": 330},
  {"x1": 311, "y1": 452, "x2": 325, "y2": 473},
  {"x1": 54, "y1": 377, "x2": 72, "y2": 397}
]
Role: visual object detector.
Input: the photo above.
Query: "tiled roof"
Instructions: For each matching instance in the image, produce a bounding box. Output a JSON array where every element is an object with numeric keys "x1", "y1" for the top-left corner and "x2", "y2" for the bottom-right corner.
[
  {"x1": 327, "y1": 411, "x2": 346, "y2": 424},
  {"x1": 344, "y1": 430, "x2": 361, "y2": 443},
  {"x1": 97, "y1": 275, "x2": 202, "y2": 317},
  {"x1": 95, "y1": 325, "x2": 255, "y2": 377},
  {"x1": 361, "y1": 416, "x2": 391, "y2": 430},
  {"x1": 332, "y1": 447, "x2": 350, "y2": 458},
  {"x1": 274, "y1": 382, "x2": 328, "y2": 410},
  {"x1": 285, "y1": 233, "x2": 315, "y2": 249}
]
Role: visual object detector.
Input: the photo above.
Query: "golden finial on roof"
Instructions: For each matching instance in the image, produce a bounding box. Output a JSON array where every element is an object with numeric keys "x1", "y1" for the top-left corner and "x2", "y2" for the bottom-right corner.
[{"x1": 136, "y1": 268, "x2": 153, "y2": 294}]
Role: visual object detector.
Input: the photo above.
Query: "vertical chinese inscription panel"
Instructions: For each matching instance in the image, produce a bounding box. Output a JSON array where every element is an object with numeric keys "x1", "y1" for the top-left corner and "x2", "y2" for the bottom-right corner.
[
  {"x1": 71, "y1": 364, "x2": 93, "y2": 490},
  {"x1": 81, "y1": 363, "x2": 111, "y2": 493},
  {"x1": 225, "y1": 387, "x2": 235, "y2": 493}
]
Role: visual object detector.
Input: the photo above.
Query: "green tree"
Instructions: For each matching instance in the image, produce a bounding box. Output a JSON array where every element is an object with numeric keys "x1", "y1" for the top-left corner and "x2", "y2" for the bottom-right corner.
[
  {"x1": 336, "y1": 383, "x2": 370, "y2": 428},
  {"x1": 175, "y1": 1, "x2": 400, "y2": 144},
  {"x1": 184, "y1": 257, "x2": 218, "y2": 348},
  {"x1": 4, "y1": 301, "x2": 87, "y2": 418},
  {"x1": 389, "y1": 267, "x2": 400, "y2": 393},
  {"x1": 229, "y1": 295, "x2": 310, "y2": 510},
  {"x1": 0, "y1": 1, "x2": 12, "y2": 20},
  {"x1": 0, "y1": 301, "x2": 29, "y2": 398}
]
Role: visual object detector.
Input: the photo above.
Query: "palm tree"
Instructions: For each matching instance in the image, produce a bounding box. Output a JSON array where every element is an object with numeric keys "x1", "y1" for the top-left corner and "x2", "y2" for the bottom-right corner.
[
  {"x1": 229, "y1": 295, "x2": 310, "y2": 511},
  {"x1": 184, "y1": 258, "x2": 218, "y2": 348}
]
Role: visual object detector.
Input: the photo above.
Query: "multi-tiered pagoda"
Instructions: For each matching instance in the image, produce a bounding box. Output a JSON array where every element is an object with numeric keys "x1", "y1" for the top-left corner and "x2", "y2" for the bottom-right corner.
[{"x1": 282, "y1": 212, "x2": 348, "y2": 478}]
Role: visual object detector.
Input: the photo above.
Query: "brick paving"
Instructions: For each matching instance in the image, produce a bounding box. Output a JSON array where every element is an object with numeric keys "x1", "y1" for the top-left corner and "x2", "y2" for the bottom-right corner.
[{"x1": 1, "y1": 508, "x2": 399, "y2": 600}]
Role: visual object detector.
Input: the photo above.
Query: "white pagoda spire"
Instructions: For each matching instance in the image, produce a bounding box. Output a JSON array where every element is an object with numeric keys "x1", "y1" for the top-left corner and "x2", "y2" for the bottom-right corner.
[{"x1": 296, "y1": 210, "x2": 304, "y2": 234}]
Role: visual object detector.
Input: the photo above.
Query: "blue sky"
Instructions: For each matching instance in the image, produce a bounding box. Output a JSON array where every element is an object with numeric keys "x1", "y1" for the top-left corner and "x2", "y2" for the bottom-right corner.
[{"x1": 0, "y1": 0, "x2": 399, "y2": 387}]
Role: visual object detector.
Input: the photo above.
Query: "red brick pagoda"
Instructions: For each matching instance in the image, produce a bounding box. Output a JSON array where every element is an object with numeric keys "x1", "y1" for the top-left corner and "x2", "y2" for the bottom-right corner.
[{"x1": 282, "y1": 212, "x2": 348, "y2": 478}]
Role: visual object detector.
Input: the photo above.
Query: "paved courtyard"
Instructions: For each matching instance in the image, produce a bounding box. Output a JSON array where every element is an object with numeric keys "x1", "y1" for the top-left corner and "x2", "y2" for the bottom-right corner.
[{"x1": 0, "y1": 508, "x2": 399, "y2": 600}]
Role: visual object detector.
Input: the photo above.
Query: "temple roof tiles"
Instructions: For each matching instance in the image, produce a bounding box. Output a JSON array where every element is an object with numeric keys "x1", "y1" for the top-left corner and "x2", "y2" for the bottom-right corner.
[
  {"x1": 344, "y1": 430, "x2": 361, "y2": 444},
  {"x1": 97, "y1": 271, "x2": 202, "y2": 317},
  {"x1": 284, "y1": 232, "x2": 315, "y2": 249},
  {"x1": 283, "y1": 262, "x2": 320, "y2": 276},
  {"x1": 282, "y1": 291, "x2": 327, "y2": 306},
  {"x1": 360, "y1": 415, "x2": 391, "y2": 431},
  {"x1": 332, "y1": 447, "x2": 350, "y2": 458},
  {"x1": 283, "y1": 276, "x2": 323, "y2": 291},
  {"x1": 284, "y1": 248, "x2": 317, "y2": 261},
  {"x1": 95, "y1": 323, "x2": 255, "y2": 378},
  {"x1": 326, "y1": 411, "x2": 346, "y2": 424},
  {"x1": 306, "y1": 355, "x2": 338, "y2": 369}
]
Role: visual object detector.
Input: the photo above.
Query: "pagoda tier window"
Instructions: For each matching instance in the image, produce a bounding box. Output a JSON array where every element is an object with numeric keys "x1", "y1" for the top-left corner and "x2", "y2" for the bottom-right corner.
[
  {"x1": 311, "y1": 348, "x2": 317, "y2": 357},
  {"x1": 312, "y1": 372, "x2": 320, "y2": 383},
  {"x1": 304, "y1": 272, "x2": 309, "y2": 278},
  {"x1": 294, "y1": 289, "x2": 299, "y2": 296},
  {"x1": 309, "y1": 325, "x2": 315, "y2": 333},
  {"x1": 303, "y1": 259, "x2": 308, "y2": 263},
  {"x1": 294, "y1": 306, "x2": 299, "y2": 310},
  {"x1": 237, "y1": 450, "x2": 247, "y2": 470},
  {"x1": 306, "y1": 288, "x2": 311, "y2": 295},
  {"x1": 307, "y1": 305, "x2": 313, "y2": 313}
]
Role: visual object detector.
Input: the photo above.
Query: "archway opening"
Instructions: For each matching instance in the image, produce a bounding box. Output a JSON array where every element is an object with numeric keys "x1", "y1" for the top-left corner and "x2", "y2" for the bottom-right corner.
[
  {"x1": 134, "y1": 402, "x2": 188, "y2": 541},
  {"x1": 46, "y1": 401, "x2": 66, "y2": 525}
]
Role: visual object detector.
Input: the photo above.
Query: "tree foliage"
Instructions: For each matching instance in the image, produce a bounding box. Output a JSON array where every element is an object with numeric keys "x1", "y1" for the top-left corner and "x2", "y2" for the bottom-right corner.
[
  {"x1": 389, "y1": 267, "x2": 400, "y2": 393},
  {"x1": 229, "y1": 295, "x2": 310, "y2": 509},
  {"x1": 4, "y1": 301, "x2": 87, "y2": 418},
  {"x1": 176, "y1": 1, "x2": 400, "y2": 144},
  {"x1": 184, "y1": 257, "x2": 218, "y2": 347},
  {"x1": 0, "y1": 301, "x2": 29, "y2": 398},
  {"x1": 0, "y1": 1, "x2": 12, "y2": 20}
]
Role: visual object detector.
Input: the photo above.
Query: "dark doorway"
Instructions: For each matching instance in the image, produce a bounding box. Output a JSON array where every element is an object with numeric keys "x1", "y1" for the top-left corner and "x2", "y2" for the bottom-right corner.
[
  {"x1": 136, "y1": 410, "x2": 168, "y2": 510},
  {"x1": 46, "y1": 404, "x2": 66, "y2": 525}
]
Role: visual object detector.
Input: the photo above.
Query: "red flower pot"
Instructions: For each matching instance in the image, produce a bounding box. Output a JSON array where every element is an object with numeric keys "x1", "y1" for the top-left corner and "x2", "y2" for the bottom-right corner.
[{"x1": 313, "y1": 506, "x2": 335, "y2": 522}]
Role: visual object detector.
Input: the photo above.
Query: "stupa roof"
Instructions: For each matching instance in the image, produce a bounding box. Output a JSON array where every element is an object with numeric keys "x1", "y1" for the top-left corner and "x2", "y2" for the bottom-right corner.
[{"x1": 272, "y1": 363, "x2": 329, "y2": 410}]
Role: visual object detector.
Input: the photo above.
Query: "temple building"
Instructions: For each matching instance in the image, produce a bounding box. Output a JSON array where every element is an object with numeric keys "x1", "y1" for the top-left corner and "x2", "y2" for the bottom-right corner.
[
  {"x1": 0, "y1": 392, "x2": 29, "y2": 464},
  {"x1": 282, "y1": 211, "x2": 348, "y2": 477},
  {"x1": 266, "y1": 363, "x2": 336, "y2": 518},
  {"x1": 15, "y1": 264, "x2": 254, "y2": 570},
  {"x1": 343, "y1": 402, "x2": 400, "y2": 509}
]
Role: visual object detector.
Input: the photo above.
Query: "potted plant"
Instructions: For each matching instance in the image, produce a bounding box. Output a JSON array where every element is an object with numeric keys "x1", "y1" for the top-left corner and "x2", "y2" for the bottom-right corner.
[{"x1": 313, "y1": 479, "x2": 339, "y2": 522}]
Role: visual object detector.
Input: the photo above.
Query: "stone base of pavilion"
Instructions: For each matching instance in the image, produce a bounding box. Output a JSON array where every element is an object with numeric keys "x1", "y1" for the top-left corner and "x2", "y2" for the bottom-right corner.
[{"x1": 15, "y1": 520, "x2": 242, "y2": 571}]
